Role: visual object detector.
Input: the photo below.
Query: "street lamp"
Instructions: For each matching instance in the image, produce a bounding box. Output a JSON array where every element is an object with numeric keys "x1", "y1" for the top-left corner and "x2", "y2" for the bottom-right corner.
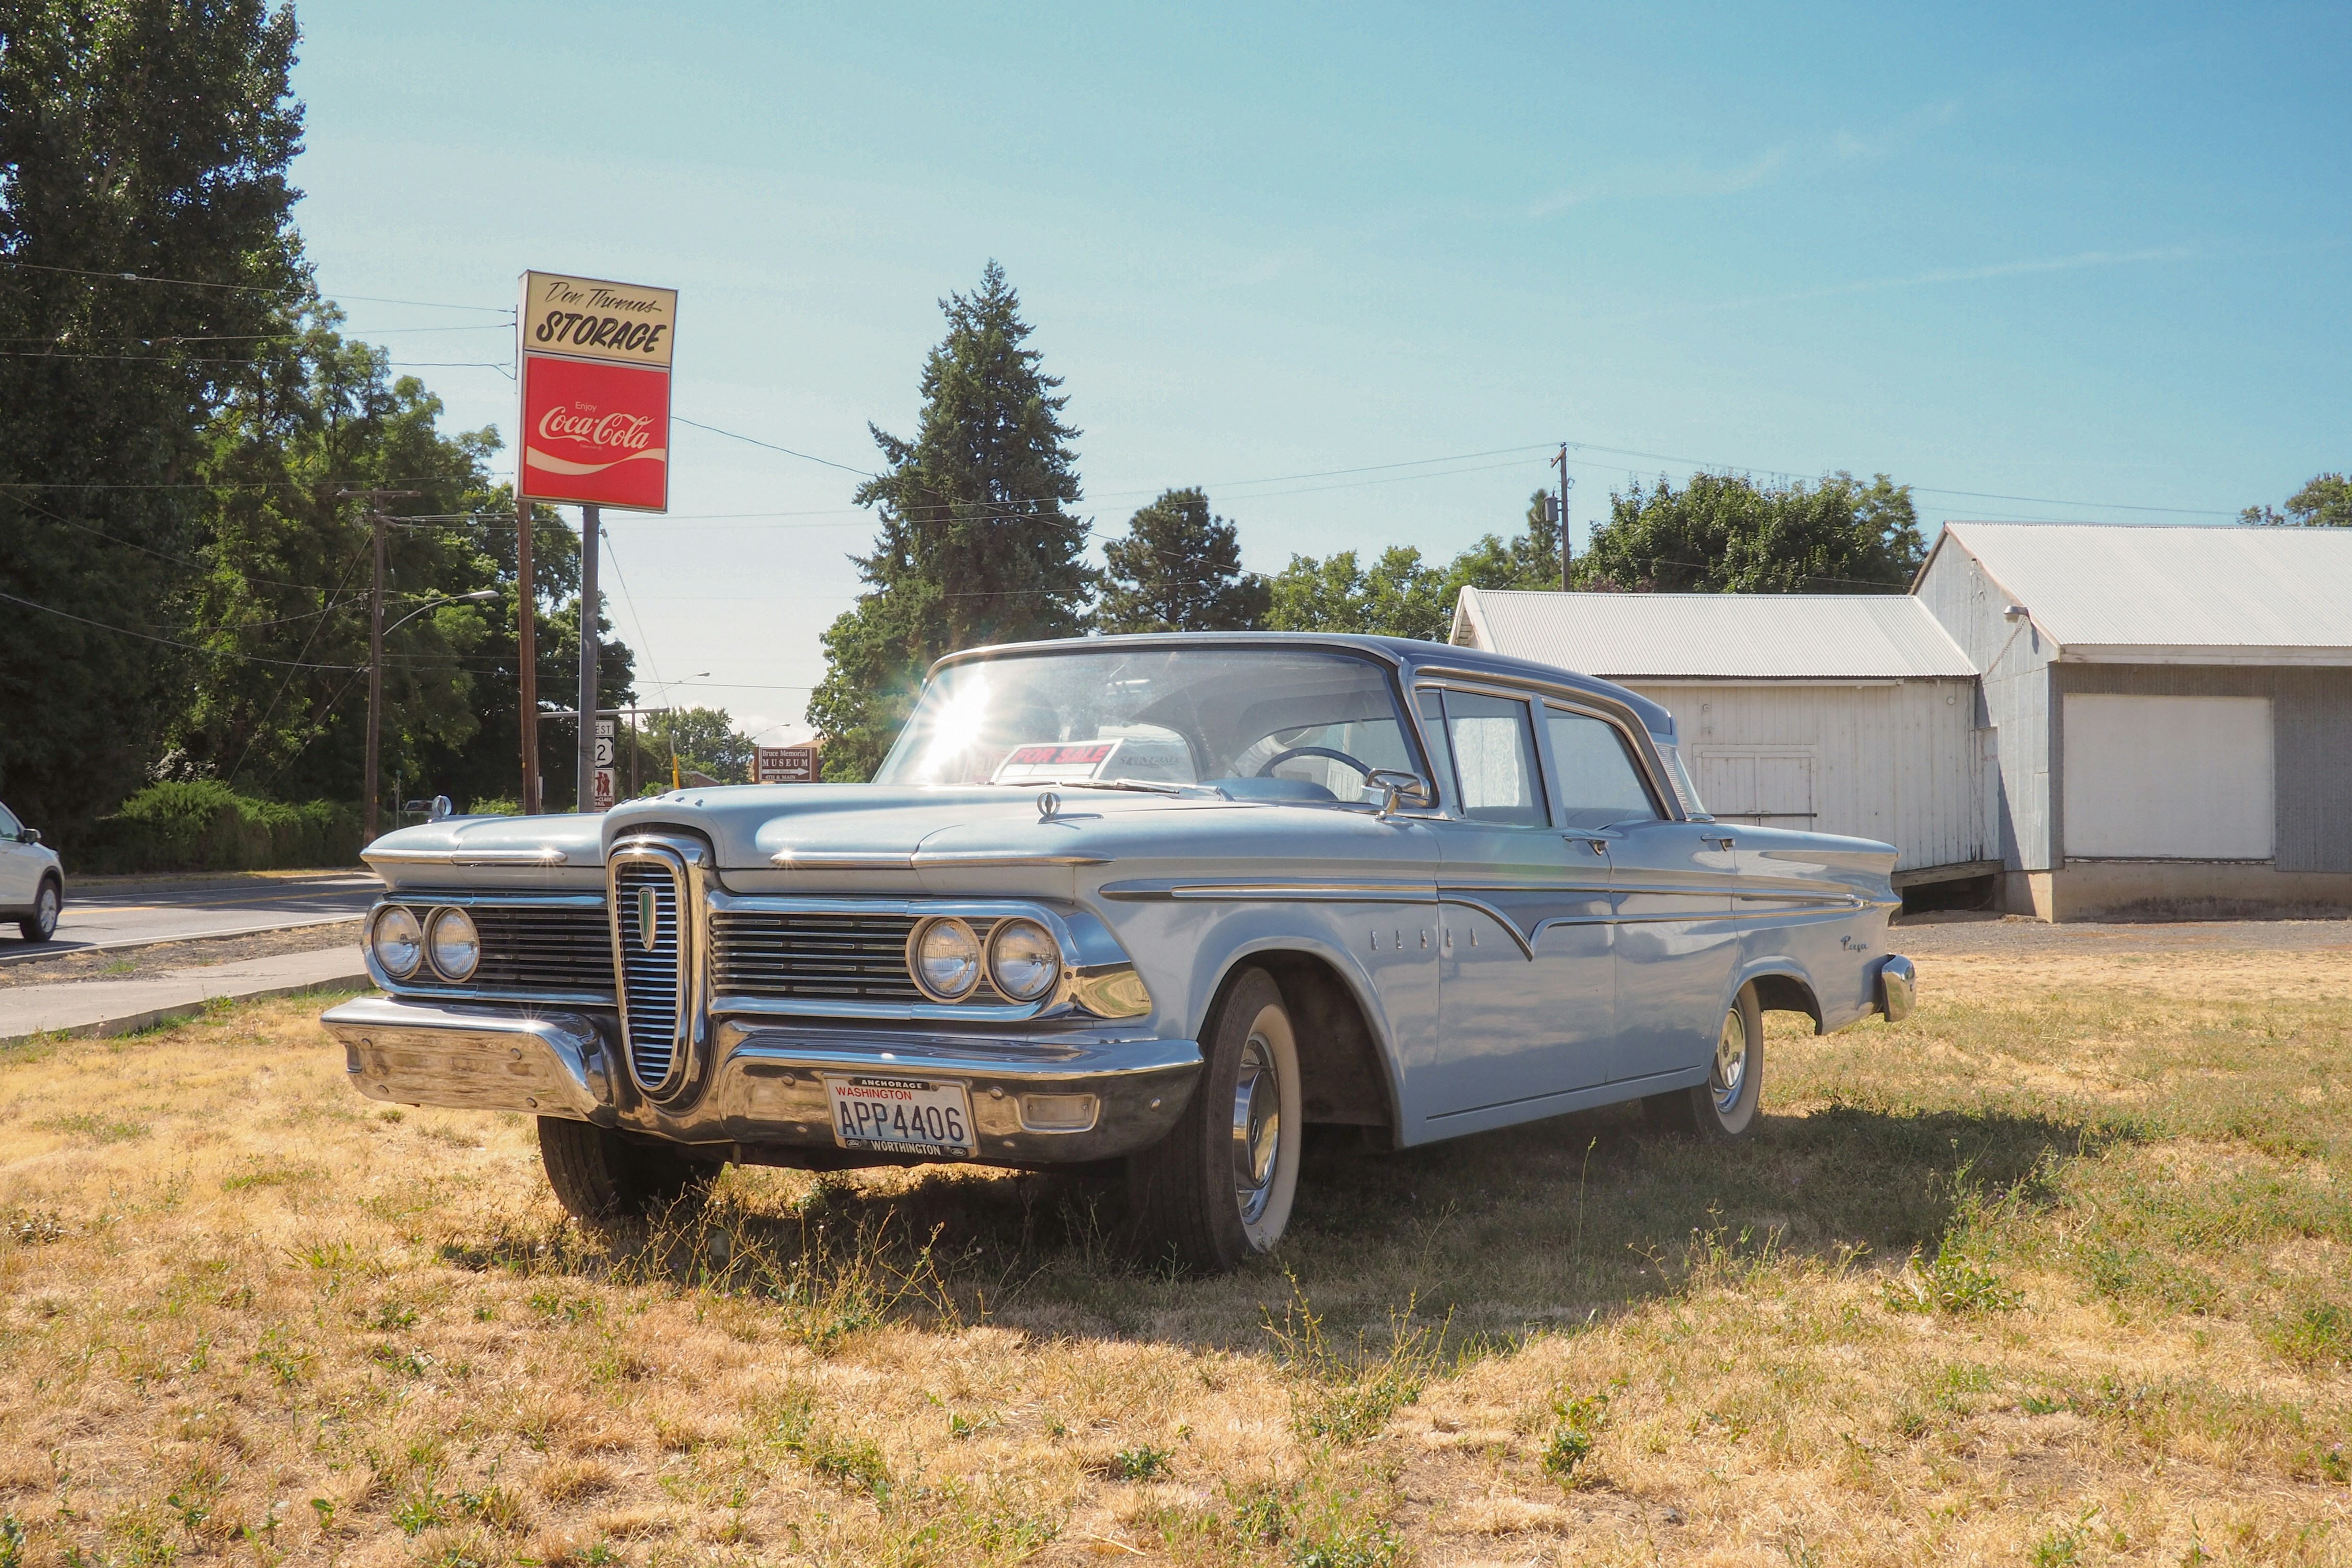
[{"x1": 366, "y1": 590, "x2": 500, "y2": 842}]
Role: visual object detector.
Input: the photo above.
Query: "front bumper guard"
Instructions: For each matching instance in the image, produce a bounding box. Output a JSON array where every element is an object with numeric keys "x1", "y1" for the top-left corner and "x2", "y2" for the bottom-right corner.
[{"x1": 320, "y1": 996, "x2": 1202, "y2": 1164}]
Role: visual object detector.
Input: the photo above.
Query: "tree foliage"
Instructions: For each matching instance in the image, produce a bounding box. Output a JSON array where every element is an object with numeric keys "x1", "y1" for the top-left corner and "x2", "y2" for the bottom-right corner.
[
  {"x1": 1579, "y1": 471, "x2": 1924, "y2": 593},
  {"x1": 1262, "y1": 488, "x2": 1565, "y2": 641},
  {"x1": 641, "y1": 707, "x2": 760, "y2": 788},
  {"x1": 0, "y1": 0, "x2": 309, "y2": 840},
  {"x1": 180, "y1": 317, "x2": 631, "y2": 815},
  {"x1": 807, "y1": 262, "x2": 1092, "y2": 779},
  {"x1": 1096, "y1": 487, "x2": 1267, "y2": 633},
  {"x1": 2241, "y1": 473, "x2": 2352, "y2": 529}
]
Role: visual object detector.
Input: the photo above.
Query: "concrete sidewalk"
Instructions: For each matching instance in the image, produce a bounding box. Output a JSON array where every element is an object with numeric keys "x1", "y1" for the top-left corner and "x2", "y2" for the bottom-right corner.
[{"x1": 0, "y1": 947, "x2": 372, "y2": 1046}]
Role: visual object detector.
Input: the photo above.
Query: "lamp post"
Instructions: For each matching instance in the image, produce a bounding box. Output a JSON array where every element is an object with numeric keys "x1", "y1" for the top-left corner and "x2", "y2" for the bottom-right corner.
[{"x1": 364, "y1": 590, "x2": 499, "y2": 842}]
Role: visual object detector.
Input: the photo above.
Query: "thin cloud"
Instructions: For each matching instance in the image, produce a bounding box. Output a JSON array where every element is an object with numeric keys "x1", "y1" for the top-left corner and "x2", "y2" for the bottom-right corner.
[{"x1": 1528, "y1": 146, "x2": 1789, "y2": 217}]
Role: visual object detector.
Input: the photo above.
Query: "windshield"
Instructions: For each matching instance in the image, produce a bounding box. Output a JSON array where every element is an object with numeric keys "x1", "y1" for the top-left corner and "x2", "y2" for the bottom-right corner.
[{"x1": 875, "y1": 646, "x2": 1422, "y2": 804}]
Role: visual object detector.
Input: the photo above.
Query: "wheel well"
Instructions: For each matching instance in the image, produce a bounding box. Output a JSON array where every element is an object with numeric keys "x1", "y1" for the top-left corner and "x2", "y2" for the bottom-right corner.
[
  {"x1": 1247, "y1": 952, "x2": 1395, "y2": 1135},
  {"x1": 1748, "y1": 971, "x2": 1822, "y2": 1034}
]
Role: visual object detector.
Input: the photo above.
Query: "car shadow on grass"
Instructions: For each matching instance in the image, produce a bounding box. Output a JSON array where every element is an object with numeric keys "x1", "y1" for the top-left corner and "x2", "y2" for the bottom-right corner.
[{"x1": 471, "y1": 1098, "x2": 2136, "y2": 1354}]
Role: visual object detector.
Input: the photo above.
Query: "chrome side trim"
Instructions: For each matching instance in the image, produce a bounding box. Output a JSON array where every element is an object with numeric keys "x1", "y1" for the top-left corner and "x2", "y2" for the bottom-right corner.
[
  {"x1": 364, "y1": 847, "x2": 571, "y2": 865},
  {"x1": 1098, "y1": 878, "x2": 1436, "y2": 902},
  {"x1": 322, "y1": 996, "x2": 617, "y2": 1124},
  {"x1": 1876, "y1": 953, "x2": 1917, "y2": 1022},
  {"x1": 770, "y1": 848, "x2": 1112, "y2": 869},
  {"x1": 378, "y1": 890, "x2": 607, "y2": 910}
]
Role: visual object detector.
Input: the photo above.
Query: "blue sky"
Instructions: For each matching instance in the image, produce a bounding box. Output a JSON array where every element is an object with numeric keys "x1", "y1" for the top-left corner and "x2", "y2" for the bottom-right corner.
[{"x1": 291, "y1": 2, "x2": 2350, "y2": 739}]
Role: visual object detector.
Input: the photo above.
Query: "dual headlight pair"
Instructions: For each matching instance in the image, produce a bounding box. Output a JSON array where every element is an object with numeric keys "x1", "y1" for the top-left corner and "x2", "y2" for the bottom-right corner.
[
  {"x1": 908, "y1": 916, "x2": 1061, "y2": 1004},
  {"x1": 370, "y1": 905, "x2": 480, "y2": 983}
]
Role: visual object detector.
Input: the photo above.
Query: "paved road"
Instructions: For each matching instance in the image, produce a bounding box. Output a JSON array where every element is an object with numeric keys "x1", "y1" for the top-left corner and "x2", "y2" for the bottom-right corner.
[{"x1": 1, "y1": 872, "x2": 380, "y2": 964}]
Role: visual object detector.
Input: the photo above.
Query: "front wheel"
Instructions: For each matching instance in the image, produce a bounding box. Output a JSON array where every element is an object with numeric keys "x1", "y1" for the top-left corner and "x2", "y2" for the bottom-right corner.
[
  {"x1": 1643, "y1": 984, "x2": 1765, "y2": 1142},
  {"x1": 1126, "y1": 967, "x2": 1304, "y2": 1273},
  {"x1": 17, "y1": 878, "x2": 59, "y2": 943},
  {"x1": 537, "y1": 1117, "x2": 714, "y2": 1220}
]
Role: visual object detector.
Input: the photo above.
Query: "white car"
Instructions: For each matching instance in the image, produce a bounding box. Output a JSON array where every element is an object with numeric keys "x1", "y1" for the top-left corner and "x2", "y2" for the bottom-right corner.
[{"x1": 0, "y1": 800, "x2": 62, "y2": 942}]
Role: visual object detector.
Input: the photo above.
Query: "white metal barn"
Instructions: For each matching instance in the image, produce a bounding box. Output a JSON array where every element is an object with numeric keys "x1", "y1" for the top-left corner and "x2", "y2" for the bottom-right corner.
[
  {"x1": 1914, "y1": 523, "x2": 2352, "y2": 920},
  {"x1": 1451, "y1": 589, "x2": 1991, "y2": 888}
]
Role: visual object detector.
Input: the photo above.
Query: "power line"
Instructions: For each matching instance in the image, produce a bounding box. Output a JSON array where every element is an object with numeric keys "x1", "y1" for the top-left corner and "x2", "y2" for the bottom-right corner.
[
  {"x1": 0, "y1": 257, "x2": 513, "y2": 313},
  {"x1": 0, "y1": 587, "x2": 362, "y2": 669},
  {"x1": 674, "y1": 415, "x2": 877, "y2": 477}
]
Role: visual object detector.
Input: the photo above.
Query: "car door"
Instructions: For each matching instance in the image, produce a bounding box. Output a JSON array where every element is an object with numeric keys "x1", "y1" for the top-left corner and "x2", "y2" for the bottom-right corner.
[
  {"x1": 0, "y1": 801, "x2": 32, "y2": 909},
  {"x1": 1597, "y1": 724, "x2": 1739, "y2": 1082},
  {"x1": 1415, "y1": 687, "x2": 1616, "y2": 1123}
]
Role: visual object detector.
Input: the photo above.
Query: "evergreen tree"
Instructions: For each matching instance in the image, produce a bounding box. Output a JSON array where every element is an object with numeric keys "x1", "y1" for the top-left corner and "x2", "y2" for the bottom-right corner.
[
  {"x1": 1579, "y1": 471, "x2": 1923, "y2": 593},
  {"x1": 0, "y1": 0, "x2": 308, "y2": 842},
  {"x1": 807, "y1": 262, "x2": 1091, "y2": 779},
  {"x1": 1096, "y1": 487, "x2": 1268, "y2": 633}
]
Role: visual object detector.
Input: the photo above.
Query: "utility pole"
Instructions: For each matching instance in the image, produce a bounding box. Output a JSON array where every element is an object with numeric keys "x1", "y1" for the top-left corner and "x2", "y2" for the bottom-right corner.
[
  {"x1": 1554, "y1": 444, "x2": 1573, "y2": 591},
  {"x1": 339, "y1": 488, "x2": 419, "y2": 843},
  {"x1": 576, "y1": 504, "x2": 602, "y2": 813},
  {"x1": 517, "y1": 492, "x2": 539, "y2": 814}
]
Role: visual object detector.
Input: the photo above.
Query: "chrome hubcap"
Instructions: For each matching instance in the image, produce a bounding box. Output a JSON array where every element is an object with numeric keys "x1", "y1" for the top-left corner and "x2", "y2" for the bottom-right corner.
[
  {"x1": 36, "y1": 888, "x2": 56, "y2": 931},
  {"x1": 1711, "y1": 1006, "x2": 1747, "y2": 1113},
  {"x1": 1232, "y1": 1033, "x2": 1282, "y2": 1225}
]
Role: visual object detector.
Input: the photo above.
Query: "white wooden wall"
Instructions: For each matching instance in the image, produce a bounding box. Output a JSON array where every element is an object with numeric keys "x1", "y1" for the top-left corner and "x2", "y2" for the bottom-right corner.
[{"x1": 1620, "y1": 679, "x2": 1987, "y2": 872}]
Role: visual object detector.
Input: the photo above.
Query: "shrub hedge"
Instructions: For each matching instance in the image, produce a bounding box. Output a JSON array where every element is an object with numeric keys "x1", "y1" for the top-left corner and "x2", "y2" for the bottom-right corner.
[{"x1": 76, "y1": 781, "x2": 364, "y2": 874}]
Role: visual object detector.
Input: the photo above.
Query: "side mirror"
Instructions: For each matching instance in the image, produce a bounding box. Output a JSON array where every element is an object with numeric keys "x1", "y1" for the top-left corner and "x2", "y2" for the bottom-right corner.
[
  {"x1": 1364, "y1": 769, "x2": 1434, "y2": 817},
  {"x1": 20, "y1": 827, "x2": 39, "y2": 846}
]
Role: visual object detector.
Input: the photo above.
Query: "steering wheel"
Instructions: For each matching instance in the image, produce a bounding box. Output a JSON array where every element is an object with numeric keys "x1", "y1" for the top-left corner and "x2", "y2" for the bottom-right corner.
[{"x1": 1256, "y1": 745, "x2": 1375, "y2": 780}]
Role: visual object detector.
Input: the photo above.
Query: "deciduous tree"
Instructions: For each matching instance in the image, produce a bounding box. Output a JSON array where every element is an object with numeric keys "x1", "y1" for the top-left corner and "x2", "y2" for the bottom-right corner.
[
  {"x1": 0, "y1": 0, "x2": 308, "y2": 841},
  {"x1": 2242, "y1": 473, "x2": 2352, "y2": 529},
  {"x1": 1579, "y1": 471, "x2": 1923, "y2": 593}
]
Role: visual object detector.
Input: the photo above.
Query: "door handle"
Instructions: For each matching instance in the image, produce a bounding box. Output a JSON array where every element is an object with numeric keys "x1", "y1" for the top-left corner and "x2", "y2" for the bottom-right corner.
[
  {"x1": 1563, "y1": 836, "x2": 1609, "y2": 855},
  {"x1": 1702, "y1": 834, "x2": 1736, "y2": 850}
]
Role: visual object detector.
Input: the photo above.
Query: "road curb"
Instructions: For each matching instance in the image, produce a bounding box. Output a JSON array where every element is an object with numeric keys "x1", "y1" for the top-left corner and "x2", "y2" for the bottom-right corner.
[
  {"x1": 0, "y1": 915, "x2": 365, "y2": 968},
  {"x1": 0, "y1": 972, "x2": 374, "y2": 1049}
]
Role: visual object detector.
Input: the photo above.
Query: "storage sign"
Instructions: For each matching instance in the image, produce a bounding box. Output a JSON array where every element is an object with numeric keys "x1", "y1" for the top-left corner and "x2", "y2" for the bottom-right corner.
[{"x1": 518, "y1": 271, "x2": 677, "y2": 513}]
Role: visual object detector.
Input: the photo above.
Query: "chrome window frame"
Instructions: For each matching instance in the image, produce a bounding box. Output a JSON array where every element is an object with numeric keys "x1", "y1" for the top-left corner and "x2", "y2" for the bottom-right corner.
[
  {"x1": 1536, "y1": 698, "x2": 1669, "y2": 825},
  {"x1": 1408, "y1": 663, "x2": 1688, "y2": 824}
]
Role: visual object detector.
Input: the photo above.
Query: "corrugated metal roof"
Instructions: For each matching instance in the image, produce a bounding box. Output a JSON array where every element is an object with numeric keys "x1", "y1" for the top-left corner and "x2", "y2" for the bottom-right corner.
[
  {"x1": 1935, "y1": 523, "x2": 2352, "y2": 659},
  {"x1": 1452, "y1": 587, "x2": 1976, "y2": 679}
]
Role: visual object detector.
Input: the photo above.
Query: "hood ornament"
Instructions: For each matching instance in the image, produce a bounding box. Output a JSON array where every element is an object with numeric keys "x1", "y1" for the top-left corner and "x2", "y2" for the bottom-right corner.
[{"x1": 1037, "y1": 791, "x2": 1061, "y2": 820}]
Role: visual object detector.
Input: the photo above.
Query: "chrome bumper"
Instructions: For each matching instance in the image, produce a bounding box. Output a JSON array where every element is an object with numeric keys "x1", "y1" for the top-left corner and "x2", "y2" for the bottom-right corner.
[
  {"x1": 319, "y1": 996, "x2": 1202, "y2": 1164},
  {"x1": 1876, "y1": 953, "x2": 1917, "y2": 1022}
]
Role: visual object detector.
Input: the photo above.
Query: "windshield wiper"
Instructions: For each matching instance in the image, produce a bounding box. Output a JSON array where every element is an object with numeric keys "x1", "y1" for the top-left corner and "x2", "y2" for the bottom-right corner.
[{"x1": 1060, "y1": 777, "x2": 1230, "y2": 799}]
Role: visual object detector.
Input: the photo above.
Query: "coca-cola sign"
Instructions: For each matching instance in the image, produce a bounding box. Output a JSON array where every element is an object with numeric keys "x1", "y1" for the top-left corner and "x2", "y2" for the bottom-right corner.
[{"x1": 520, "y1": 354, "x2": 671, "y2": 511}]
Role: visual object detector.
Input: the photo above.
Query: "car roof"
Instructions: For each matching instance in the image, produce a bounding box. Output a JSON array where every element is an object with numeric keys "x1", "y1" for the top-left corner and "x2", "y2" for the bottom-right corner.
[{"x1": 930, "y1": 630, "x2": 1682, "y2": 742}]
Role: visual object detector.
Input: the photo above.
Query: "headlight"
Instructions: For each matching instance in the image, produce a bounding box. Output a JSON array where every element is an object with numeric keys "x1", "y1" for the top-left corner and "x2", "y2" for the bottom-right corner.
[
  {"x1": 909, "y1": 917, "x2": 983, "y2": 1001},
  {"x1": 371, "y1": 905, "x2": 423, "y2": 979},
  {"x1": 427, "y1": 906, "x2": 480, "y2": 982},
  {"x1": 987, "y1": 918, "x2": 1062, "y2": 1002}
]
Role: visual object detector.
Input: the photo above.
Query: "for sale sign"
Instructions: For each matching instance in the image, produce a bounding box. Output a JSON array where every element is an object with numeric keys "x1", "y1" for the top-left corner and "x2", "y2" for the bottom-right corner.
[{"x1": 518, "y1": 271, "x2": 677, "y2": 513}]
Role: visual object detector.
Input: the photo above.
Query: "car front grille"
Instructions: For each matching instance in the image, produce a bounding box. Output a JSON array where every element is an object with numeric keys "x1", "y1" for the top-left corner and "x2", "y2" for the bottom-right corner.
[
  {"x1": 709, "y1": 911, "x2": 934, "y2": 1002},
  {"x1": 387, "y1": 900, "x2": 613, "y2": 1000},
  {"x1": 614, "y1": 863, "x2": 684, "y2": 1090}
]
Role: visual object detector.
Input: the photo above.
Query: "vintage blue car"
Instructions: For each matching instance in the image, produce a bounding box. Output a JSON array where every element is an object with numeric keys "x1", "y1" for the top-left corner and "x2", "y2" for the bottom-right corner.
[{"x1": 323, "y1": 634, "x2": 1914, "y2": 1271}]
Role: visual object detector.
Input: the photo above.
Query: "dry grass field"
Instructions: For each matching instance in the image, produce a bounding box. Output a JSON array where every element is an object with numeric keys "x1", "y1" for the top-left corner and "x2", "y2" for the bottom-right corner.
[{"x1": 3, "y1": 930, "x2": 2349, "y2": 1567}]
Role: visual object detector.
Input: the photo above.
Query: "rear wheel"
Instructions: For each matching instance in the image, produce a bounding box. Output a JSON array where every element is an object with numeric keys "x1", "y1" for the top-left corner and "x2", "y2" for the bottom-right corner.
[
  {"x1": 1126, "y1": 967, "x2": 1303, "y2": 1273},
  {"x1": 537, "y1": 1117, "x2": 714, "y2": 1220},
  {"x1": 16, "y1": 878, "x2": 59, "y2": 943},
  {"x1": 1643, "y1": 984, "x2": 1765, "y2": 1142}
]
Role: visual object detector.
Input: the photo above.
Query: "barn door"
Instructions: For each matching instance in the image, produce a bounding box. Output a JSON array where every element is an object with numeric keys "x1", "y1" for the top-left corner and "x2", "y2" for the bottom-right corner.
[{"x1": 1694, "y1": 746, "x2": 1818, "y2": 827}]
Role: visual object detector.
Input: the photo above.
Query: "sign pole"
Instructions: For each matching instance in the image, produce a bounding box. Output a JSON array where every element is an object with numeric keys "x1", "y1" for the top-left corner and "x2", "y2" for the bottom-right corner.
[
  {"x1": 576, "y1": 503, "x2": 601, "y2": 812},
  {"x1": 517, "y1": 492, "x2": 538, "y2": 814}
]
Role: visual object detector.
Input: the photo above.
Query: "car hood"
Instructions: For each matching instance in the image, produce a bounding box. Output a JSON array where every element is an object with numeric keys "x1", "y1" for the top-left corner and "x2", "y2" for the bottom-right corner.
[{"x1": 361, "y1": 811, "x2": 609, "y2": 892}]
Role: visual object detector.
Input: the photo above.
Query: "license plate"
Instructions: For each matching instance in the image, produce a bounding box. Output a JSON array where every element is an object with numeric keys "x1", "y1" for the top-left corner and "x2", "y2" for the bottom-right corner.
[{"x1": 825, "y1": 1075, "x2": 978, "y2": 1158}]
